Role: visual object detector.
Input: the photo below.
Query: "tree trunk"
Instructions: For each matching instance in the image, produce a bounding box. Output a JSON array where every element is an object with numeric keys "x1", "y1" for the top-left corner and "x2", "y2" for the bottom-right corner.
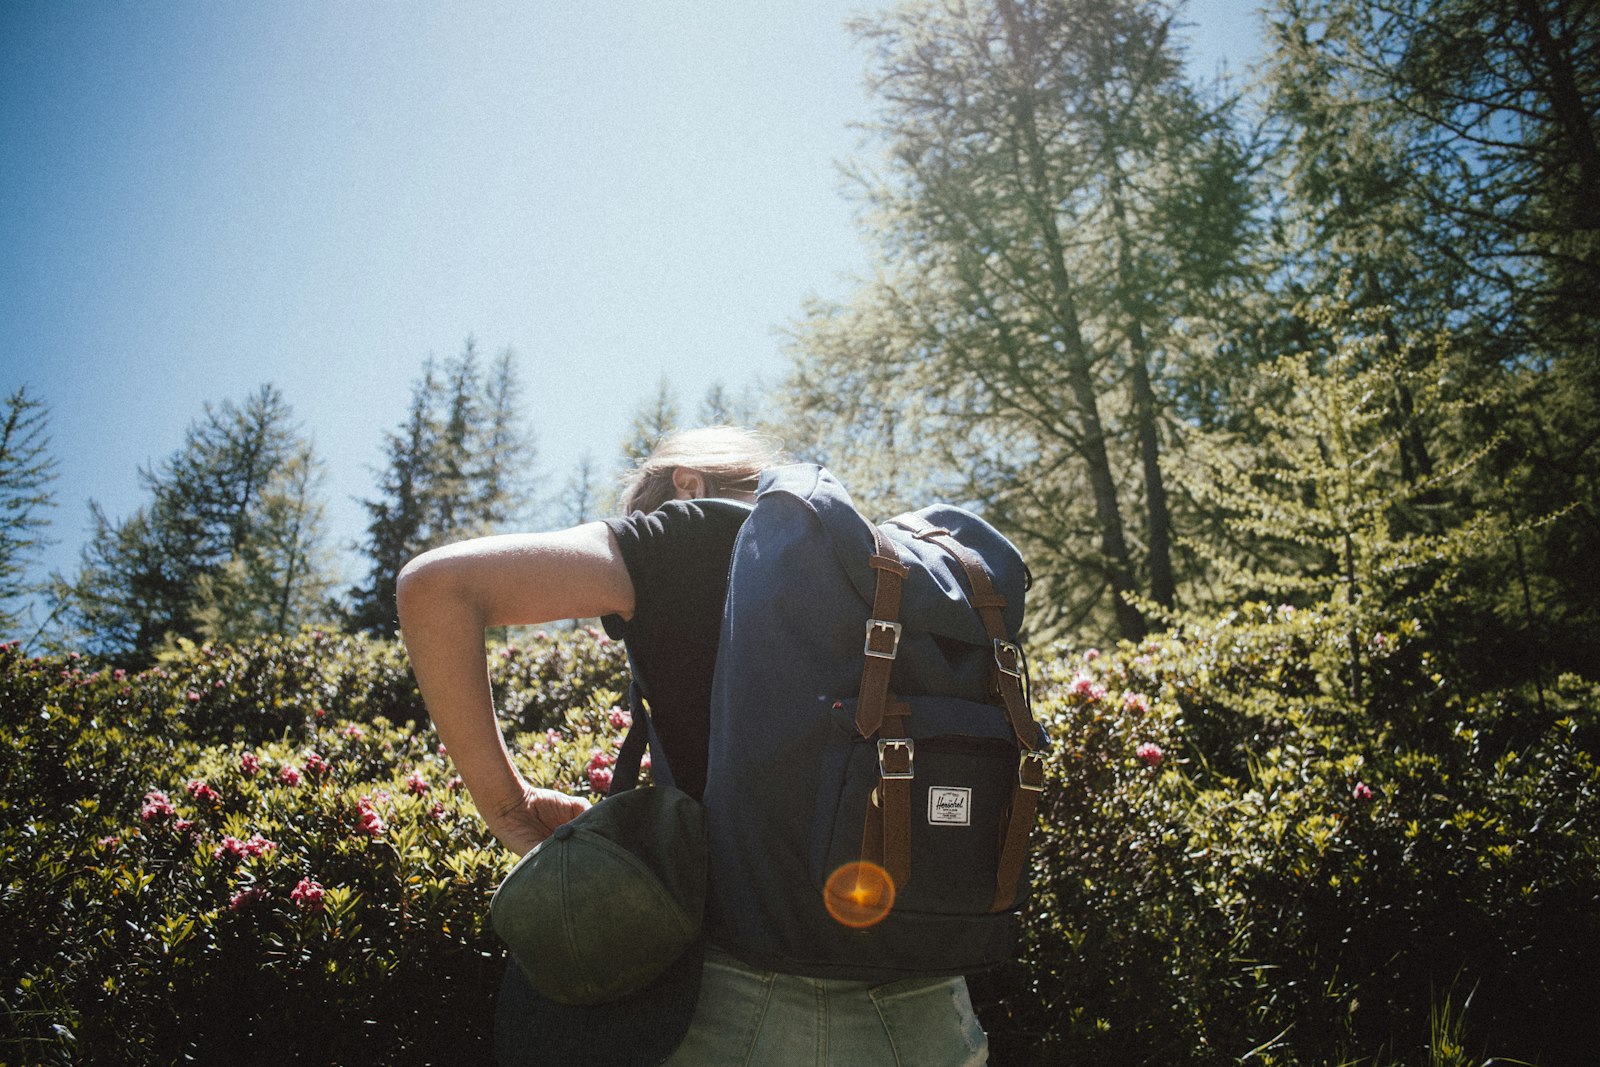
[{"x1": 998, "y1": 0, "x2": 1147, "y2": 641}]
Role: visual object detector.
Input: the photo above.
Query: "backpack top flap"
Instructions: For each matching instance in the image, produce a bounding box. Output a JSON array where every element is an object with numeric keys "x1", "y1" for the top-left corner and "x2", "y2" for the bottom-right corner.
[
  {"x1": 758, "y1": 464, "x2": 1026, "y2": 641},
  {"x1": 753, "y1": 464, "x2": 1027, "y2": 690}
]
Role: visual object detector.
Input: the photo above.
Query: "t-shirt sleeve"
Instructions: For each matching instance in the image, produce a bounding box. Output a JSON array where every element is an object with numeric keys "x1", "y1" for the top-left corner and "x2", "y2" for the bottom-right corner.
[{"x1": 600, "y1": 502, "x2": 723, "y2": 641}]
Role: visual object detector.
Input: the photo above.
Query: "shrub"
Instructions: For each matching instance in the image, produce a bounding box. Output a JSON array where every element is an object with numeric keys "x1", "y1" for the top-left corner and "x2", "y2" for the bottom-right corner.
[
  {"x1": 2, "y1": 619, "x2": 1595, "y2": 1066},
  {"x1": 974, "y1": 610, "x2": 1600, "y2": 1067},
  {"x1": 0, "y1": 632, "x2": 629, "y2": 1065}
]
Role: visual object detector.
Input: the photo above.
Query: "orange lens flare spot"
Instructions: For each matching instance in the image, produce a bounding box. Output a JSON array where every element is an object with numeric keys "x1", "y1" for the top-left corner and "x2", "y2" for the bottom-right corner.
[{"x1": 824, "y1": 861, "x2": 896, "y2": 929}]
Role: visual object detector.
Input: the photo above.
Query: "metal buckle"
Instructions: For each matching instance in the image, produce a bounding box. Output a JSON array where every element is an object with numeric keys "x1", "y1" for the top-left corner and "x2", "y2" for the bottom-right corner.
[
  {"x1": 993, "y1": 638, "x2": 1024, "y2": 679},
  {"x1": 877, "y1": 738, "x2": 915, "y2": 779},
  {"x1": 1018, "y1": 752, "x2": 1046, "y2": 792},
  {"x1": 864, "y1": 620, "x2": 903, "y2": 660}
]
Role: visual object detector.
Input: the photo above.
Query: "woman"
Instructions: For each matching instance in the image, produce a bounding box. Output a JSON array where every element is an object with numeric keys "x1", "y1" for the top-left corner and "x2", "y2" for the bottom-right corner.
[{"x1": 397, "y1": 426, "x2": 989, "y2": 1066}]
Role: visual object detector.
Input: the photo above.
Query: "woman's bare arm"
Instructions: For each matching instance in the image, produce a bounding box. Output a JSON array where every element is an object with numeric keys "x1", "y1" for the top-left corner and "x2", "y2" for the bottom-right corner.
[{"x1": 396, "y1": 523, "x2": 635, "y2": 854}]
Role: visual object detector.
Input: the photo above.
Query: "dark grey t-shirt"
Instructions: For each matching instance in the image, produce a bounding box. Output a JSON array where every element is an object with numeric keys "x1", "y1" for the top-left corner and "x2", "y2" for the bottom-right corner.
[{"x1": 601, "y1": 500, "x2": 748, "y2": 801}]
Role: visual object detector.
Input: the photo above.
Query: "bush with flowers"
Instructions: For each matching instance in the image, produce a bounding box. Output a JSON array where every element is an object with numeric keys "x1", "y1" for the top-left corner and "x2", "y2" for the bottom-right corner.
[
  {"x1": 0, "y1": 628, "x2": 629, "y2": 1065},
  {"x1": 2, "y1": 611, "x2": 1596, "y2": 1065},
  {"x1": 975, "y1": 604, "x2": 1600, "y2": 1066}
]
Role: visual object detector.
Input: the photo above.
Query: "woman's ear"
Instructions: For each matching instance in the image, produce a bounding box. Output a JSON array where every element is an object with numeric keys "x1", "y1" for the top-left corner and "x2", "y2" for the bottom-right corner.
[{"x1": 671, "y1": 468, "x2": 707, "y2": 500}]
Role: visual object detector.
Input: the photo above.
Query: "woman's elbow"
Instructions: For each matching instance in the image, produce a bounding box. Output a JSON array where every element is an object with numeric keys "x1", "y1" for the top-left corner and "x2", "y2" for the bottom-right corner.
[{"x1": 395, "y1": 547, "x2": 459, "y2": 625}]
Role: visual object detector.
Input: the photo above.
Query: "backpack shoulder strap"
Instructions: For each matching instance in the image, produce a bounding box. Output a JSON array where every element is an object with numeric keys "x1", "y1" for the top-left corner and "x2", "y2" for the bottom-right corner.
[
  {"x1": 886, "y1": 513, "x2": 1039, "y2": 752},
  {"x1": 606, "y1": 680, "x2": 652, "y2": 797}
]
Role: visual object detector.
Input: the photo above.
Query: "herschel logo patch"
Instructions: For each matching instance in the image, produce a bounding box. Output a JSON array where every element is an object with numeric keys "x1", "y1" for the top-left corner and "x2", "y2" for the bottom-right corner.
[{"x1": 927, "y1": 786, "x2": 971, "y2": 826}]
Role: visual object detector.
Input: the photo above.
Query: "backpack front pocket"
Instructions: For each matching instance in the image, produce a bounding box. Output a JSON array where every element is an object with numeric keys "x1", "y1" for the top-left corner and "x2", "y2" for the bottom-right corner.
[{"x1": 812, "y1": 696, "x2": 1029, "y2": 917}]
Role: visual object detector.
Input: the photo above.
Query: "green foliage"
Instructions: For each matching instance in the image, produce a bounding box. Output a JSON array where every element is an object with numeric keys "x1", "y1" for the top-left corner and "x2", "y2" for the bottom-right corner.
[
  {"x1": 4, "y1": 616, "x2": 1592, "y2": 1065},
  {"x1": 0, "y1": 385, "x2": 57, "y2": 635},
  {"x1": 47, "y1": 384, "x2": 333, "y2": 662},
  {"x1": 971, "y1": 611, "x2": 1600, "y2": 1066},
  {"x1": 620, "y1": 377, "x2": 682, "y2": 469},
  {"x1": 0, "y1": 628, "x2": 627, "y2": 1065},
  {"x1": 348, "y1": 341, "x2": 537, "y2": 636},
  {"x1": 784, "y1": 0, "x2": 1260, "y2": 642}
]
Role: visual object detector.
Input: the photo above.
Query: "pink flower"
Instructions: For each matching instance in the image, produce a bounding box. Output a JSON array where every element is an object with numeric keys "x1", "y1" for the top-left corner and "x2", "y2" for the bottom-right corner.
[
  {"x1": 342, "y1": 724, "x2": 365, "y2": 739},
  {"x1": 1352, "y1": 782, "x2": 1373, "y2": 802},
  {"x1": 186, "y1": 690, "x2": 201, "y2": 703},
  {"x1": 97, "y1": 834, "x2": 121, "y2": 848},
  {"x1": 533, "y1": 630, "x2": 549, "y2": 641},
  {"x1": 229, "y1": 887, "x2": 268, "y2": 911},
  {"x1": 546, "y1": 728, "x2": 563, "y2": 745},
  {"x1": 239, "y1": 752, "x2": 261, "y2": 776},
  {"x1": 1135, "y1": 742, "x2": 1163, "y2": 767},
  {"x1": 1070, "y1": 675, "x2": 1106, "y2": 702},
  {"x1": 173, "y1": 818, "x2": 195, "y2": 835},
  {"x1": 429, "y1": 802, "x2": 446, "y2": 821},
  {"x1": 279, "y1": 765, "x2": 302, "y2": 787},
  {"x1": 289, "y1": 877, "x2": 325, "y2": 911},
  {"x1": 186, "y1": 779, "x2": 220, "y2": 804},
  {"x1": 586, "y1": 750, "x2": 616, "y2": 794},
  {"x1": 113, "y1": 668, "x2": 126, "y2": 681},
  {"x1": 1122, "y1": 692, "x2": 1151, "y2": 714},
  {"x1": 585, "y1": 625, "x2": 601, "y2": 639},
  {"x1": 446, "y1": 775, "x2": 464, "y2": 792},
  {"x1": 354, "y1": 794, "x2": 386, "y2": 837},
  {"x1": 213, "y1": 836, "x2": 247, "y2": 861},
  {"x1": 140, "y1": 790, "x2": 176, "y2": 822},
  {"x1": 608, "y1": 707, "x2": 633, "y2": 731},
  {"x1": 314, "y1": 707, "x2": 326, "y2": 718},
  {"x1": 1084, "y1": 648, "x2": 1100, "y2": 662},
  {"x1": 244, "y1": 833, "x2": 276, "y2": 857},
  {"x1": 404, "y1": 770, "x2": 429, "y2": 796},
  {"x1": 303, "y1": 751, "x2": 329, "y2": 776}
]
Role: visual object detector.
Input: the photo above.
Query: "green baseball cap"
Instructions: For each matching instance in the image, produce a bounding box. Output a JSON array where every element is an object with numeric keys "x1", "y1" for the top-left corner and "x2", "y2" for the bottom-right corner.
[{"x1": 490, "y1": 785, "x2": 708, "y2": 1006}]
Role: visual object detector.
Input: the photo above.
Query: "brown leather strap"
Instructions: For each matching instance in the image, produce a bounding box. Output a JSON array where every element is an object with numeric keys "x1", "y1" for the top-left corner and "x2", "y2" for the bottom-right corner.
[
  {"x1": 990, "y1": 752, "x2": 1046, "y2": 911},
  {"x1": 878, "y1": 701, "x2": 912, "y2": 891},
  {"x1": 888, "y1": 516, "x2": 1041, "y2": 751},
  {"x1": 855, "y1": 524, "x2": 908, "y2": 739},
  {"x1": 860, "y1": 700, "x2": 913, "y2": 893}
]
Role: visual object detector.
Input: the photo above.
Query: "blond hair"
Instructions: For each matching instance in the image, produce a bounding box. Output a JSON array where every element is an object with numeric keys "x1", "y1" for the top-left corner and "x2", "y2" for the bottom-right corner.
[{"x1": 619, "y1": 426, "x2": 784, "y2": 514}]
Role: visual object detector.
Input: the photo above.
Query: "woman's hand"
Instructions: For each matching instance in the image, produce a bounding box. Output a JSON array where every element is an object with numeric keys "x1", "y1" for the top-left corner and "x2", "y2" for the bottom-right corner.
[
  {"x1": 489, "y1": 784, "x2": 593, "y2": 857},
  {"x1": 395, "y1": 523, "x2": 633, "y2": 855}
]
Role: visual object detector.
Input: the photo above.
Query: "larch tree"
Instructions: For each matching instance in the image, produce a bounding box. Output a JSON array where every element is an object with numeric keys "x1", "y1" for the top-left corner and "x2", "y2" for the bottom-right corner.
[{"x1": 786, "y1": 0, "x2": 1255, "y2": 640}]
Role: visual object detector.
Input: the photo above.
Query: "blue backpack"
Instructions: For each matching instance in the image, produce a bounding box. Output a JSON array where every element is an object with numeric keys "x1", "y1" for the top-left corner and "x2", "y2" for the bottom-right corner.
[{"x1": 700, "y1": 464, "x2": 1047, "y2": 980}]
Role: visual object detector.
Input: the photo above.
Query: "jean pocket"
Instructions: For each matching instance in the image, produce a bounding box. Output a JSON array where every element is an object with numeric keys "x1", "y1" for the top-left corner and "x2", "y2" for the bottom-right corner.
[{"x1": 869, "y1": 976, "x2": 989, "y2": 1067}]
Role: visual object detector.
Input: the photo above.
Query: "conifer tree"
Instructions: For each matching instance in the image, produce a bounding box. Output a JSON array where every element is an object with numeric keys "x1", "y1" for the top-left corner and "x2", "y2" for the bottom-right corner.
[
  {"x1": 1175, "y1": 299, "x2": 1502, "y2": 703},
  {"x1": 51, "y1": 384, "x2": 331, "y2": 659},
  {"x1": 621, "y1": 378, "x2": 681, "y2": 467},
  {"x1": 557, "y1": 453, "x2": 604, "y2": 526},
  {"x1": 786, "y1": 0, "x2": 1254, "y2": 640},
  {"x1": 1260, "y1": 0, "x2": 1600, "y2": 676},
  {"x1": 0, "y1": 386, "x2": 57, "y2": 635},
  {"x1": 474, "y1": 346, "x2": 537, "y2": 530},
  {"x1": 191, "y1": 444, "x2": 333, "y2": 643},
  {"x1": 348, "y1": 363, "x2": 441, "y2": 636},
  {"x1": 349, "y1": 341, "x2": 536, "y2": 634}
]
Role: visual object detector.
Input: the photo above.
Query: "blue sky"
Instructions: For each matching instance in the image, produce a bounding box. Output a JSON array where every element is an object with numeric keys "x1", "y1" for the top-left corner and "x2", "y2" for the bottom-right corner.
[{"x1": 0, "y1": 1, "x2": 1263, "y2": 607}]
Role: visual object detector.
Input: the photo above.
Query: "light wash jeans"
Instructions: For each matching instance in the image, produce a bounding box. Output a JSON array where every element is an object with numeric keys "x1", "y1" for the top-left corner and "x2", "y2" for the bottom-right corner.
[{"x1": 662, "y1": 946, "x2": 989, "y2": 1067}]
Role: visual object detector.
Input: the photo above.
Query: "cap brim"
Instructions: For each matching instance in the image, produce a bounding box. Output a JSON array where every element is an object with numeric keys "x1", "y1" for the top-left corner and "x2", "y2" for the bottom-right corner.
[{"x1": 494, "y1": 939, "x2": 704, "y2": 1067}]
